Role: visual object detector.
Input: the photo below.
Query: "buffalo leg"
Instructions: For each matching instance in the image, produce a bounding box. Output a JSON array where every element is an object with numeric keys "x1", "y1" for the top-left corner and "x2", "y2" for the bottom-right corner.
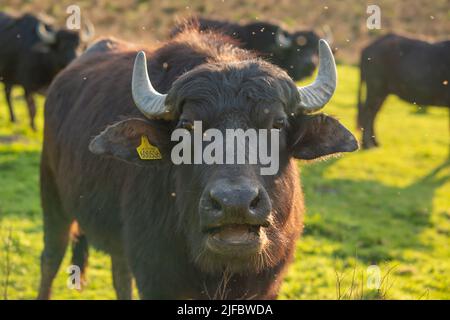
[
  {"x1": 71, "y1": 233, "x2": 89, "y2": 289},
  {"x1": 361, "y1": 89, "x2": 387, "y2": 149},
  {"x1": 4, "y1": 84, "x2": 16, "y2": 123},
  {"x1": 37, "y1": 164, "x2": 71, "y2": 300},
  {"x1": 111, "y1": 254, "x2": 133, "y2": 300},
  {"x1": 24, "y1": 90, "x2": 37, "y2": 130}
]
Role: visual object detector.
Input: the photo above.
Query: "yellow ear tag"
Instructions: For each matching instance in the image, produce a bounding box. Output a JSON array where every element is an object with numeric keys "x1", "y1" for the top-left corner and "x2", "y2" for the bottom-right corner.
[{"x1": 136, "y1": 136, "x2": 162, "y2": 160}]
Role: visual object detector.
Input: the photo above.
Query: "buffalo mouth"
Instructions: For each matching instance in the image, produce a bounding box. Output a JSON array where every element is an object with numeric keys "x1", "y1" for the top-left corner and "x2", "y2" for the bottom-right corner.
[{"x1": 205, "y1": 224, "x2": 267, "y2": 254}]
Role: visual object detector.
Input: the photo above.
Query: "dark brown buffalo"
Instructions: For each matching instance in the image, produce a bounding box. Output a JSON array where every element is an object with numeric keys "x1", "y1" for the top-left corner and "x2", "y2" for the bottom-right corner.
[
  {"x1": 0, "y1": 12, "x2": 94, "y2": 130},
  {"x1": 38, "y1": 28, "x2": 357, "y2": 300},
  {"x1": 171, "y1": 17, "x2": 327, "y2": 81},
  {"x1": 357, "y1": 33, "x2": 450, "y2": 149}
]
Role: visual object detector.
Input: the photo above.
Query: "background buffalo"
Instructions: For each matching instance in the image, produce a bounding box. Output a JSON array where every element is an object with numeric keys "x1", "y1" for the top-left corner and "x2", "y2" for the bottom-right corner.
[
  {"x1": 357, "y1": 33, "x2": 450, "y2": 150},
  {"x1": 0, "y1": 12, "x2": 93, "y2": 129},
  {"x1": 171, "y1": 17, "x2": 328, "y2": 81}
]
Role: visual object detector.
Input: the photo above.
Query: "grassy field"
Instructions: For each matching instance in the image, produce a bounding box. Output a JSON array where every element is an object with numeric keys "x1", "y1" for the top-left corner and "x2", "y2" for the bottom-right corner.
[{"x1": 0, "y1": 64, "x2": 449, "y2": 300}]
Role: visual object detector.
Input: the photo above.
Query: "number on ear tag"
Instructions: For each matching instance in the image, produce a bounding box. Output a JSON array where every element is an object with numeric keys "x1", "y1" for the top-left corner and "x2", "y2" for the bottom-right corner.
[{"x1": 136, "y1": 136, "x2": 162, "y2": 160}]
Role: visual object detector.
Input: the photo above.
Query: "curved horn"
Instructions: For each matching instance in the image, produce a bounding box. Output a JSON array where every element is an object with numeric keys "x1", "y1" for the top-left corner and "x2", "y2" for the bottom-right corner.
[
  {"x1": 132, "y1": 51, "x2": 170, "y2": 119},
  {"x1": 296, "y1": 39, "x2": 336, "y2": 113},
  {"x1": 81, "y1": 19, "x2": 95, "y2": 42},
  {"x1": 275, "y1": 29, "x2": 292, "y2": 48},
  {"x1": 36, "y1": 22, "x2": 56, "y2": 44}
]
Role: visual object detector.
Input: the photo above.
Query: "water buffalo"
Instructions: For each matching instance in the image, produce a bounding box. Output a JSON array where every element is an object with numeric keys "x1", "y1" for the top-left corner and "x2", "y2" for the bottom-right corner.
[
  {"x1": 0, "y1": 12, "x2": 94, "y2": 129},
  {"x1": 38, "y1": 28, "x2": 357, "y2": 300},
  {"x1": 357, "y1": 33, "x2": 450, "y2": 149},
  {"x1": 171, "y1": 17, "x2": 329, "y2": 81}
]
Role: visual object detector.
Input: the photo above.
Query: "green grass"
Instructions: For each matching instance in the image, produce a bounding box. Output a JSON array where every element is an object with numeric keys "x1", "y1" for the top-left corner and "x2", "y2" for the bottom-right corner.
[{"x1": 0, "y1": 65, "x2": 449, "y2": 299}]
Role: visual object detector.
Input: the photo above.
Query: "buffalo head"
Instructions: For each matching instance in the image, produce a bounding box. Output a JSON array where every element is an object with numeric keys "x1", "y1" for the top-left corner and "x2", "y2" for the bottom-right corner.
[{"x1": 36, "y1": 20, "x2": 94, "y2": 68}]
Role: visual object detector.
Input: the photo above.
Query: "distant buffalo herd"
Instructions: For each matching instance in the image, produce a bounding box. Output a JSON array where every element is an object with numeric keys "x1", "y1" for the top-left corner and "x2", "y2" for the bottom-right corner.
[{"x1": 0, "y1": 11, "x2": 448, "y2": 300}]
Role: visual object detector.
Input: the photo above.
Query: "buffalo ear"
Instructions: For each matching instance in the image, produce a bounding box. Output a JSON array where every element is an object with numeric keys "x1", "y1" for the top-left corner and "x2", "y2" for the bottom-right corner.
[
  {"x1": 89, "y1": 118, "x2": 171, "y2": 165},
  {"x1": 290, "y1": 114, "x2": 358, "y2": 160}
]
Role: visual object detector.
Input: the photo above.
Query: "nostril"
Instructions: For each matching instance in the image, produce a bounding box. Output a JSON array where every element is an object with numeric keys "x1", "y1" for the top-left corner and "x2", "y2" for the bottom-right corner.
[{"x1": 250, "y1": 194, "x2": 260, "y2": 210}]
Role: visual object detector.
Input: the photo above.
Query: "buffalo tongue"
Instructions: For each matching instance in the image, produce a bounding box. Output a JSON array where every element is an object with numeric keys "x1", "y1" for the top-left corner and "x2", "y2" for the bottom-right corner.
[{"x1": 213, "y1": 225, "x2": 257, "y2": 243}]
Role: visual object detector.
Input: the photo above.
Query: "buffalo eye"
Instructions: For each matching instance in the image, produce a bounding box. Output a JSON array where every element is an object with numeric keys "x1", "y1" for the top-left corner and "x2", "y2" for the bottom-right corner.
[
  {"x1": 273, "y1": 118, "x2": 287, "y2": 130},
  {"x1": 177, "y1": 119, "x2": 194, "y2": 131}
]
